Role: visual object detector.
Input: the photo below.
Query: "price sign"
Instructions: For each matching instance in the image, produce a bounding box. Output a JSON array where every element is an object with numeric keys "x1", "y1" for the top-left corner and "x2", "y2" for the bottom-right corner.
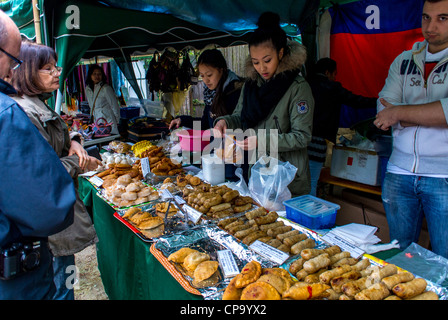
[
  {"x1": 89, "y1": 176, "x2": 104, "y2": 187},
  {"x1": 141, "y1": 157, "x2": 150, "y2": 177},
  {"x1": 160, "y1": 189, "x2": 174, "y2": 200},
  {"x1": 217, "y1": 250, "x2": 240, "y2": 278},
  {"x1": 182, "y1": 205, "x2": 203, "y2": 224},
  {"x1": 321, "y1": 232, "x2": 365, "y2": 259},
  {"x1": 249, "y1": 240, "x2": 290, "y2": 265}
]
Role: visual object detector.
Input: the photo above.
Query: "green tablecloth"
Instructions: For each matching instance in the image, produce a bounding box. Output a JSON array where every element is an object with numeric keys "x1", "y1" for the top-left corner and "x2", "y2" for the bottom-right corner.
[{"x1": 78, "y1": 177, "x2": 202, "y2": 300}]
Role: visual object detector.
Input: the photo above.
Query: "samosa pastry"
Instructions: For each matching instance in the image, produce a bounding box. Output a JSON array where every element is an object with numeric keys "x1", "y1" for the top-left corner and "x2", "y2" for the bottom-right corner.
[
  {"x1": 240, "y1": 281, "x2": 281, "y2": 300},
  {"x1": 183, "y1": 252, "x2": 210, "y2": 272},
  {"x1": 137, "y1": 216, "x2": 163, "y2": 229},
  {"x1": 168, "y1": 248, "x2": 198, "y2": 263},
  {"x1": 193, "y1": 260, "x2": 219, "y2": 282},
  {"x1": 234, "y1": 260, "x2": 262, "y2": 288},
  {"x1": 257, "y1": 274, "x2": 291, "y2": 295},
  {"x1": 222, "y1": 276, "x2": 243, "y2": 300}
]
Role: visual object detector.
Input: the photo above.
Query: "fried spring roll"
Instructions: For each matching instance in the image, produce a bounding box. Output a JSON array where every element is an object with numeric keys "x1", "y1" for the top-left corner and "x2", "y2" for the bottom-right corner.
[
  {"x1": 382, "y1": 272, "x2": 415, "y2": 290},
  {"x1": 355, "y1": 282, "x2": 390, "y2": 300},
  {"x1": 303, "y1": 253, "x2": 331, "y2": 274},
  {"x1": 392, "y1": 278, "x2": 427, "y2": 299}
]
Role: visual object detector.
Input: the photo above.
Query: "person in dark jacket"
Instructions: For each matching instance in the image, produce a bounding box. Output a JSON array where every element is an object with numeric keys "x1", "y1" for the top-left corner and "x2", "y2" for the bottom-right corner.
[
  {"x1": 10, "y1": 41, "x2": 100, "y2": 300},
  {"x1": 169, "y1": 49, "x2": 243, "y2": 180},
  {"x1": 0, "y1": 10, "x2": 76, "y2": 300},
  {"x1": 169, "y1": 49, "x2": 242, "y2": 130},
  {"x1": 307, "y1": 58, "x2": 377, "y2": 196}
]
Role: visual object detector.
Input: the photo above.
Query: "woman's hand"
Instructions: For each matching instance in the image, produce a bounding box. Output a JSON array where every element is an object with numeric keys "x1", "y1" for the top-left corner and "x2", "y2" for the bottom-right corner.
[
  {"x1": 85, "y1": 156, "x2": 102, "y2": 172},
  {"x1": 235, "y1": 135, "x2": 257, "y2": 151},
  {"x1": 213, "y1": 119, "x2": 227, "y2": 136},
  {"x1": 169, "y1": 118, "x2": 181, "y2": 130},
  {"x1": 68, "y1": 140, "x2": 89, "y2": 170}
]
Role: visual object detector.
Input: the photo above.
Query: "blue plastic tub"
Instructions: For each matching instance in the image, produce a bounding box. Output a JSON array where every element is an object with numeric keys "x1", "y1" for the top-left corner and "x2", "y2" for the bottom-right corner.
[{"x1": 283, "y1": 195, "x2": 340, "y2": 230}]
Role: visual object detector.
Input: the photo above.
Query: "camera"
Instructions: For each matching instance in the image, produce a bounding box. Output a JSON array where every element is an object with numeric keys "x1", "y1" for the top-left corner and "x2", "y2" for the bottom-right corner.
[{"x1": 0, "y1": 241, "x2": 41, "y2": 280}]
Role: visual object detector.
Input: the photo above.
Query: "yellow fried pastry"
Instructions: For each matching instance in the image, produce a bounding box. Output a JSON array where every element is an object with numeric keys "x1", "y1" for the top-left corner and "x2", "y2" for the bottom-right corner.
[
  {"x1": 193, "y1": 260, "x2": 219, "y2": 282},
  {"x1": 168, "y1": 248, "x2": 198, "y2": 263},
  {"x1": 257, "y1": 274, "x2": 291, "y2": 295},
  {"x1": 282, "y1": 282, "x2": 330, "y2": 300},
  {"x1": 183, "y1": 252, "x2": 210, "y2": 272},
  {"x1": 129, "y1": 211, "x2": 151, "y2": 224},
  {"x1": 137, "y1": 216, "x2": 163, "y2": 229},
  {"x1": 234, "y1": 260, "x2": 262, "y2": 288},
  {"x1": 240, "y1": 281, "x2": 281, "y2": 300},
  {"x1": 222, "y1": 276, "x2": 243, "y2": 300},
  {"x1": 261, "y1": 268, "x2": 294, "y2": 284},
  {"x1": 122, "y1": 207, "x2": 142, "y2": 219}
]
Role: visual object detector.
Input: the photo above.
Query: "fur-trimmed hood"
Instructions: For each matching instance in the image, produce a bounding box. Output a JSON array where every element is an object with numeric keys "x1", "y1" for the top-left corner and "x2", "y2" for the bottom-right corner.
[{"x1": 244, "y1": 40, "x2": 307, "y2": 81}]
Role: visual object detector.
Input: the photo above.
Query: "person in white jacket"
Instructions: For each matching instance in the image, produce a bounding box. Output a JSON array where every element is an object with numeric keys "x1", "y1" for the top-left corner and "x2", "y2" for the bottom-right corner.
[
  {"x1": 376, "y1": 0, "x2": 448, "y2": 259},
  {"x1": 85, "y1": 65, "x2": 120, "y2": 135}
]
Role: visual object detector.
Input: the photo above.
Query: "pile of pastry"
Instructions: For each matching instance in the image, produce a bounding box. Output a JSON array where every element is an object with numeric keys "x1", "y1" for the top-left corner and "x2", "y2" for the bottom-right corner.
[
  {"x1": 155, "y1": 202, "x2": 179, "y2": 219},
  {"x1": 286, "y1": 245, "x2": 439, "y2": 300},
  {"x1": 108, "y1": 141, "x2": 132, "y2": 154},
  {"x1": 95, "y1": 162, "x2": 143, "y2": 188},
  {"x1": 222, "y1": 261, "x2": 297, "y2": 300},
  {"x1": 168, "y1": 248, "x2": 220, "y2": 287},
  {"x1": 218, "y1": 208, "x2": 315, "y2": 254},
  {"x1": 102, "y1": 173, "x2": 159, "y2": 208},
  {"x1": 222, "y1": 247, "x2": 439, "y2": 300},
  {"x1": 144, "y1": 146, "x2": 184, "y2": 176},
  {"x1": 181, "y1": 183, "x2": 254, "y2": 219},
  {"x1": 122, "y1": 207, "x2": 164, "y2": 238},
  {"x1": 158, "y1": 174, "x2": 203, "y2": 195}
]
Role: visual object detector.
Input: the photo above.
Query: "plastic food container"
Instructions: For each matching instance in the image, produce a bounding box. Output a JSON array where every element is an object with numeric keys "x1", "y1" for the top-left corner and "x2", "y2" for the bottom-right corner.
[
  {"x1": 120, "y1": 106, "x2": 141, "y2": 119},
  {"x1": 283, "y1": 195, "x2": 340, "y2": 230},
  {"x1": 177, "y1": 129, "x2": 211, "y2": 152}
]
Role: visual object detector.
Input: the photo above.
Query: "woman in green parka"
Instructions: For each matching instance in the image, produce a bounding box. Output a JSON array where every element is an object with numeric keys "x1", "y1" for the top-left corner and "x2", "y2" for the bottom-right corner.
[{"x1": 214, "y1": 12, "x2": 314, "y2": 197}]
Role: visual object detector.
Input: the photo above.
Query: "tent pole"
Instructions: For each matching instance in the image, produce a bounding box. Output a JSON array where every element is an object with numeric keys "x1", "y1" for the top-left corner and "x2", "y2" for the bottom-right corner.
[{"x1": 32, "y1": 0, "x2": 42, "y2": 44}]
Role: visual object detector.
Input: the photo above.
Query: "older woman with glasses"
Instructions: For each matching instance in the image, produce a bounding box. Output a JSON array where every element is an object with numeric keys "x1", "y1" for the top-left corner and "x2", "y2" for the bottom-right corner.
[{"x1": 9, "y1": 41, "x2": 100, "y2": 300}]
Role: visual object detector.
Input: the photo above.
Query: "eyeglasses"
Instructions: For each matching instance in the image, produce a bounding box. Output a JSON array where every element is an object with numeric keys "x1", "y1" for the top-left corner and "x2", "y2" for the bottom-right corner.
[
  {"x1": 39, "y1": 66, "x2": 63, "y2": 76},
  {"x1": 0, "y1": 47, "x2": 22, "y2": 70}
]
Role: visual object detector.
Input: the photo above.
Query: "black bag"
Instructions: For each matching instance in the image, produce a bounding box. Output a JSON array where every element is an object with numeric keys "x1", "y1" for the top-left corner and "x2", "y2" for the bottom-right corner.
[{"x1": 178, "y1": 51, "x2": 198, "y2": 91}]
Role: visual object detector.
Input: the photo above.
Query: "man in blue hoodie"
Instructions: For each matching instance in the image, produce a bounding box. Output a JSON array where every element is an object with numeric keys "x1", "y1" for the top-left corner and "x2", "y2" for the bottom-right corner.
[
  {"x1": 376, "y1": 0, "x2": 448, "y2": 258},
  {"x1": 0, "y1": 10, "x2": 76, "y2": 299}
]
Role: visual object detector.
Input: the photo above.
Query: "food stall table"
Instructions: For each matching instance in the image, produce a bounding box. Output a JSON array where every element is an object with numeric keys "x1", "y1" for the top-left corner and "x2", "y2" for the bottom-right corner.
[
  {"x1": 78, "y1": 177, "x2": 403, "y2": 300},
  {"x1": 319, "y1": 167, "x2": 382, "y2": 196},
  {"x1": 78, "y1": 177, "x2": 202, "y2": 300}
]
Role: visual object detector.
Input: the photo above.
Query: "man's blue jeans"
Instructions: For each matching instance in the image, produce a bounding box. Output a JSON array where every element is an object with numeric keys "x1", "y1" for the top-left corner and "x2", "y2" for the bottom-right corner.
[
  {"x1": 309, "y1": 160, "x2": 324, "y2": 197},
  {"x1": 382, "y1": 172, "x2": 448, "y2": 258}
]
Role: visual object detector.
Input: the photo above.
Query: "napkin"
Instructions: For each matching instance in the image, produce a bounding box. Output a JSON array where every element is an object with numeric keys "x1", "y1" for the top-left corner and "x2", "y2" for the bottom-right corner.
[{"x1": 330, "y1": 223, "x2": 381, "y2": 246}]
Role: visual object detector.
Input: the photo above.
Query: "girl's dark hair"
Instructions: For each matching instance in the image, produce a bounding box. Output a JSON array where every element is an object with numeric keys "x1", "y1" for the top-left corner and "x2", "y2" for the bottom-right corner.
[
  {"x1": 12, "y1": 41, "x2": 58, "y2": 96},
  {"x1": 249, "y1": 12, "x2": 288, "y2": 54},
  {"x1": 85, "y1": 64, "x2": 108, "y2": 91},
  {"x1": 314, "y1": 58, "x2": 337, "y2": 74},
  {"x1": 198, "y1": 49, "x2": 230, "y2": 117}
]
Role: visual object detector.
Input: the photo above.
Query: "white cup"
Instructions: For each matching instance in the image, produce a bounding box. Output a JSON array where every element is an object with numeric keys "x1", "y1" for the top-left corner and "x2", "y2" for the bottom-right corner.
[{"x1": 202, "y1": 154, "x2": 225, "y2": 185}]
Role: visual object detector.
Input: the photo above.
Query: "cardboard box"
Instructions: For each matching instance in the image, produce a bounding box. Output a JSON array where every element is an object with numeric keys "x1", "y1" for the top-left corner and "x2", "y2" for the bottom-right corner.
[
  {"x1": 330, "y1": 145, "x2": 381, "y2": 186},
  {"x1": 326, "y1": 195, "x2": 430, "y2": 248},
  {"x1": 341, "y1": 189, "x2": 385, "y2": 214}
]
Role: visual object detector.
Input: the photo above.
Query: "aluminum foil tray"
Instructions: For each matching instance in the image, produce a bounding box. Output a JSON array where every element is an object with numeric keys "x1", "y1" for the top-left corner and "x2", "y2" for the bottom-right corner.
[{"x1": 154, "y1": 225, "x2": 279, "y2": 299}]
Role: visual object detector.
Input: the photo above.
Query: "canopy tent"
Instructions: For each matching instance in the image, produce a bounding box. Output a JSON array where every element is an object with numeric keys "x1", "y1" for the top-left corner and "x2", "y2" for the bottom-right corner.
[
  {"x1": 2, "y1": 0, "x2": 322, "y2": 112},
  {"x1": 3, "y1": 0, "x2": 426, "y2": 127}
]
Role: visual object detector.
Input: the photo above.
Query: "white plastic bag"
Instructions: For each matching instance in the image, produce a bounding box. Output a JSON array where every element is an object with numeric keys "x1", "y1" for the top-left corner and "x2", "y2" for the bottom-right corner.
[{"x1": 248, "y1": 156, "x2": 297, "y2": 211}]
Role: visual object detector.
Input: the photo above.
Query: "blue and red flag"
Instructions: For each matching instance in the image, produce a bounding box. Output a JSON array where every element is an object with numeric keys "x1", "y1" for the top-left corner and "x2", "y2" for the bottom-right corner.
[{"x1": 329, "y1": 0, "x2": 425, "y2": 127}]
